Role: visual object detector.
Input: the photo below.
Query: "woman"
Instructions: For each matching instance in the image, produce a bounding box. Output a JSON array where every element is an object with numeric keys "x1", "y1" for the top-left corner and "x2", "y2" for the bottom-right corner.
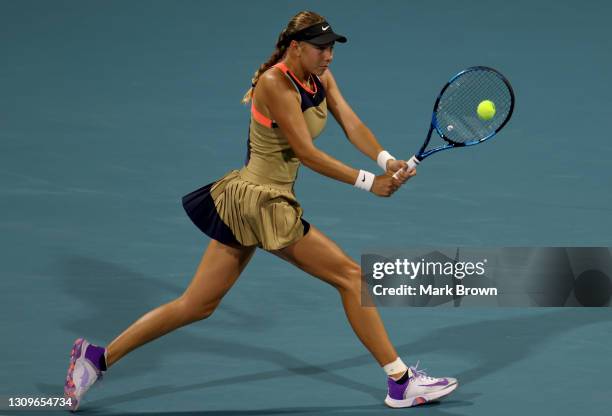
[{"x1": 64, "y1": 11, "x2": 458, "y2": 411}]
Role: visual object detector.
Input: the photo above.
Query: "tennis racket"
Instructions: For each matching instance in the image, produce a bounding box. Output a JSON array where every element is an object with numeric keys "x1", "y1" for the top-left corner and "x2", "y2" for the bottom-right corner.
[{"x1": 393, "y1": 66, "x2": 515, "y2": 179}]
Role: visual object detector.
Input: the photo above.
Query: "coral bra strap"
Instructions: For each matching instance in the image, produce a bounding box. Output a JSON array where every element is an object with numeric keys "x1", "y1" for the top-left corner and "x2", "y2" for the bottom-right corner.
[{"x1": 251, "y1": 104, "x2": 274, "y2": 128}]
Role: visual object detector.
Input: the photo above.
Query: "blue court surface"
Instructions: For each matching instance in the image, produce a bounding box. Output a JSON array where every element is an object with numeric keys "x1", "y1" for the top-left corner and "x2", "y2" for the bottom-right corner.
[{"x1": 1, "y1": 0, "x2": 611, "y2": 415}]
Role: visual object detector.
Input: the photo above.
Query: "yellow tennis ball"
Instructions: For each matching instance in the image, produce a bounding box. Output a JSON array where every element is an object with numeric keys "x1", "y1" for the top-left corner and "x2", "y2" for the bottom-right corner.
[{"x1": 477, "y1": 100, "x2": 496, "y2": 120}]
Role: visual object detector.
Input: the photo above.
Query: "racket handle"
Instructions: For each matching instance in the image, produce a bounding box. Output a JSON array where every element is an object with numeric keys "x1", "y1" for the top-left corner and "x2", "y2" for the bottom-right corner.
[{"x1": 392, "y1": 155, "x2": 420, "y2": 179}]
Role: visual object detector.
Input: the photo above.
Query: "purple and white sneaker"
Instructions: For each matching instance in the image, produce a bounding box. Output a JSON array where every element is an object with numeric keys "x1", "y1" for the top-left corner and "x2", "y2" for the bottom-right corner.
[
  {"x1": 64, "y1": 338, "x2": 107, "y2": 412},
  {"x1": 384, "y1": 362, "x2": 458, "y2": 408}
]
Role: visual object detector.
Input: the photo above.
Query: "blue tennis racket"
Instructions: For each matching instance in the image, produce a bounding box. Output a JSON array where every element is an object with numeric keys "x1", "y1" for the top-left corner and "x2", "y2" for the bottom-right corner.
[{"x1": 393, "y1": 66, "x2": 515, "y2": 179}]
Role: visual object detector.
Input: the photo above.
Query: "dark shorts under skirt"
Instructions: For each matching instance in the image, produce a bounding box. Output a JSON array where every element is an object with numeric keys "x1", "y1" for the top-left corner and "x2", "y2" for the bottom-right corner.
[{"x1": 182, "y1": 169, "x2": 310, "y2": 250}]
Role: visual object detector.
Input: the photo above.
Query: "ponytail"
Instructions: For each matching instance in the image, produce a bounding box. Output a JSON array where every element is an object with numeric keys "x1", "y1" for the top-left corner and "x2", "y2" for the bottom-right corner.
[{"x1": 241, "y1": 29, "x2": 290, "y2": 104}]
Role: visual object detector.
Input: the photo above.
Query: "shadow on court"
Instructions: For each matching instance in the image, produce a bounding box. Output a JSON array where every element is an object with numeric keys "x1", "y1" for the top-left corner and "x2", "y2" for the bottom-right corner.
[
  {"x1": 33, "y1": 254, "x2": 612, "y2": 414},
  {"x1": 52, "y1": 254, "x2": 274, "y2": 378}
]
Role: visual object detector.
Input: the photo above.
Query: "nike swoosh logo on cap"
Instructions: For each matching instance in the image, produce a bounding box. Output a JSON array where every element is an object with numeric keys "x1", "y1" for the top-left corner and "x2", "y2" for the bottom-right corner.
[{"x1": 322, "y1": 25, "x2": 330, "y2": 31}]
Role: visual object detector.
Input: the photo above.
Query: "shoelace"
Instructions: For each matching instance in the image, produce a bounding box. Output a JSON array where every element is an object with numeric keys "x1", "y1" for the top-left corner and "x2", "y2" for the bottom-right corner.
[{"x1": 409, "y1": 361, "x2": 438, "y2": 382}]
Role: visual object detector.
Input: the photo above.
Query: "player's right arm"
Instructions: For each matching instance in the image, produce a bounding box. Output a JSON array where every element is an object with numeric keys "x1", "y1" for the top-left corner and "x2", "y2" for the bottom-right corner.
[{"x1": 255, "y1": 69, "x2": 400, "y2": 197}]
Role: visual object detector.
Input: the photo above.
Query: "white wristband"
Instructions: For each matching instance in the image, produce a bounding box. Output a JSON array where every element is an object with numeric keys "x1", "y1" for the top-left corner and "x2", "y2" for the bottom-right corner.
[
  {"x1": 354, "y1": 169, "x2": 375, "y2": 192},
  {"x1": 377, "y1": 150, "x2": 395, "y2": 171}
]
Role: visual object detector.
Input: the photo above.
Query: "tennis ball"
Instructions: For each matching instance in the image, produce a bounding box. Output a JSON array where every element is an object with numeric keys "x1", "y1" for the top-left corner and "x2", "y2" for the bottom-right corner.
[{"x1": 477, "y1": 100, "x2": 496, "y2": 120}]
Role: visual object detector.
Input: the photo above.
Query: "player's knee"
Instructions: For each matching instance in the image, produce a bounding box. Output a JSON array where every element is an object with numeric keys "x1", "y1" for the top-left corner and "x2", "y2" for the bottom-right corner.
[
  {"x1": 177, "y1": 296, "x2": 220, "y2": 322},
  {"x1": 334, "y1": 262, "x2": 362, "y2": 295},
  {"x1": 190, "y1": 302, "x2": 219, "y2": 322}
]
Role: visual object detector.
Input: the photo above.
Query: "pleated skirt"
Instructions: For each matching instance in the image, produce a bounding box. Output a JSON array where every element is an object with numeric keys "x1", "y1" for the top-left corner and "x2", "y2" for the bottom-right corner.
[{"x1": 181, "y1": 169, "x2": 310, "y2": 250}]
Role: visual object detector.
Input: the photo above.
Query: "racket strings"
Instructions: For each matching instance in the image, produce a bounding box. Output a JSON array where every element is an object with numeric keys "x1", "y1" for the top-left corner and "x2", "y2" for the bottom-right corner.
[{"x1": 435, "y1": 68, "x2": 513, "y2": 145}]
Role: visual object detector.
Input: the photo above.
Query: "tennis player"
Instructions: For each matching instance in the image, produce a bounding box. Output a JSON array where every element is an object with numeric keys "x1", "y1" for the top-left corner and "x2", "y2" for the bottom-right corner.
[{"x1": 64, "y1": 11, "x2": 458, "y2": 411}]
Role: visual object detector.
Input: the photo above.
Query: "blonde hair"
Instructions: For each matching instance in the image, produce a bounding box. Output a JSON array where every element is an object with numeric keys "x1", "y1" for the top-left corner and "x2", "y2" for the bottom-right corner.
[{"x1": 241, "y1": 11, "x2": 326, "y2": 104}]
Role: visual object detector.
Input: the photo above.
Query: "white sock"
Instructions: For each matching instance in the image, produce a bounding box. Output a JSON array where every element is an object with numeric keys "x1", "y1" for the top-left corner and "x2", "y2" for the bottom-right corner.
[{"x1": 383, "y1": 357, "x2": 408, "y2": 379}]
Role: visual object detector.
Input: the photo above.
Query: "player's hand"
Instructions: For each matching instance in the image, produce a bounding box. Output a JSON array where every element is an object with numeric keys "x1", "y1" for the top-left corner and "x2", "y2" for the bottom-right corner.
[
  {"x1": 371, "y1": 173, "x2": 402, "y2": 197},
  {"x1": 387, "y1": 159, "x2": 417, "y2": 184}
]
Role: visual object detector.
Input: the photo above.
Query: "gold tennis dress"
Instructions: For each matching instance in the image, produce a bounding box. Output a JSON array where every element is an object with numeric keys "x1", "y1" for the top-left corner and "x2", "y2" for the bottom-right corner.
[{"x1": 182, "y1": 62, "x2": 327, "y2": 250}]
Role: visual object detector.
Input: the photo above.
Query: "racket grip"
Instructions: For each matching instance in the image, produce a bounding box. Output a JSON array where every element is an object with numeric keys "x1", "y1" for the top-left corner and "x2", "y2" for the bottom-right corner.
[{"x1": 392, "y1": 155, "x2": 420, "y2": 179}]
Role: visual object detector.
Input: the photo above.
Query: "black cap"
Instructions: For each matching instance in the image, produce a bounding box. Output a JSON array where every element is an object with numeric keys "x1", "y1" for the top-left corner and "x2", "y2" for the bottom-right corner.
[{"x1": 289, "y1": 21, "x2": 347, "y2": 46}]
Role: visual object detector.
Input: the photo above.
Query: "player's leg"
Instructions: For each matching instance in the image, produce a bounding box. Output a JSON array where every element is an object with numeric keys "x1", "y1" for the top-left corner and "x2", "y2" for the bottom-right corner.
[
  {"x1": 270, "y1": 225, "x2": 398, "y2": 367},
  {"x1": 64, "y1": 239, "x2": 256, "y2": 411},
  {"x1": 105, "y1": 239, "x2": 256, "y2": 367},
  {"x1": 269, "y1": 225, "x2": 457, "y2": 408}
]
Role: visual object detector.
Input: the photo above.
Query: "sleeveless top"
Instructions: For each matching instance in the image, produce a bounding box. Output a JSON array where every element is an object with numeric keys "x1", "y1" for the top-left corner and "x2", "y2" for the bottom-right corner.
[
  {"x1": 241, "y1": 62, "x2": 328, "y2": 187},
  {"x1": 183, "y1": 62, "x2": 327, "y2": 250}
]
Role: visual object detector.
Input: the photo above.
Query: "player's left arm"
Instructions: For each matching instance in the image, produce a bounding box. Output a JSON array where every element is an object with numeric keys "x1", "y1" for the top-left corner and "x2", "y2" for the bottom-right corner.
[{"x1": 322, "y1": 69, "x2": 411, "y2": 177}]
